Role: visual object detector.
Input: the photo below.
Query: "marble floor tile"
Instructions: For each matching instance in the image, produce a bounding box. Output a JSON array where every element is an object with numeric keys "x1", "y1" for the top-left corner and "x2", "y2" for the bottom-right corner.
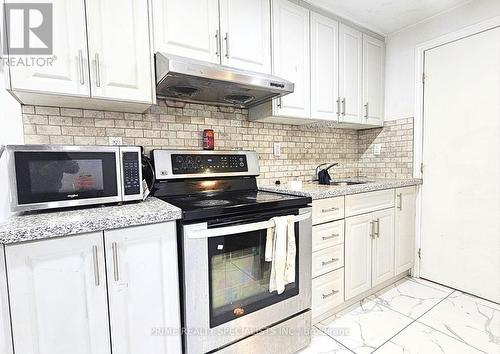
[
  {"x1": 320, "y1": 299, "x2": 413, "y2": 354},
  {"x1": 407, "y1": 277, "x2": 455, "y2": 295},
  {"x1": 374, "y1": 321, "x2": 483, "y2": 354},
  {"x1": 297, "y1": 327, "x2": 352, "y2": 354},
  {"x1": 419, "y1": 290, "x2": 500, "y2": 353},
  {"x1": 369, "y1": 278, "x2": 451, "y2": 319}
]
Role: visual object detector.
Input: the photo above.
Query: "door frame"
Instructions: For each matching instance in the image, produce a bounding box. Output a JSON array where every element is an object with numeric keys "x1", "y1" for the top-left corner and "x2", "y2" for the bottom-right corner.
[{"x1": 412, "y1": 16, "x2": 500, "y2": 277}]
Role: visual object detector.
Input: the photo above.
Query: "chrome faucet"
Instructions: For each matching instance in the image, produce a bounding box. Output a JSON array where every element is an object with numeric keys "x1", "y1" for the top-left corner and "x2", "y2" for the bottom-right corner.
[{"x1": 314, "y1": 163, "x2": 339, "y2": 181}]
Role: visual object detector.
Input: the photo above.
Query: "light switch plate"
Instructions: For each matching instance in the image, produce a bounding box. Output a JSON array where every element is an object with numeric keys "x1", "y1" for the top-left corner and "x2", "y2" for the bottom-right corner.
[
  {"x1": 373, "y1": 143, "x2": 382, "y2": 156},
  {"x1": 109, "y1": 137, "x2": 123, "y2": 146},
  {"x1": 273, "y1": 142, "x2": 281, "y2": 157}
]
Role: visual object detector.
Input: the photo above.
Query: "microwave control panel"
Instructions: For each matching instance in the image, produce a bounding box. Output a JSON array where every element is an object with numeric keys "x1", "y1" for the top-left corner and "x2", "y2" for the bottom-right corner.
[
  {"x1": 171, "y1": 154, "x2": 248, "y2": 174},
  {"x1": 122, "y1": 152, "x2": 141, "y2": 195}
]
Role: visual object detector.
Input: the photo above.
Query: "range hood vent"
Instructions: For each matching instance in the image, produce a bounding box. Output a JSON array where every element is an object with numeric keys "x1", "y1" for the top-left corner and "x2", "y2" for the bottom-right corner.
[{"x1": 155, "y1": 53, "x2": 294, "y2": 108}]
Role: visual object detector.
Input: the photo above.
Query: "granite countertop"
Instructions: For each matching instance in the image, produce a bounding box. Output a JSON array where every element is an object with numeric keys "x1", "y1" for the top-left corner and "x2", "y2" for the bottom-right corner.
[
  {"x1": 0, "y1": 197, "x2": 181, "y2": 245},
  {"x1": 260, "y1": 178, "x2": 422, "y2": 200}
]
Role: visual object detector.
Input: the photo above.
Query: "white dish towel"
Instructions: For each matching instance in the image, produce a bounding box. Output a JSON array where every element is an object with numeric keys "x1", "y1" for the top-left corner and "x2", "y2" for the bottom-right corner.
[{"x1": 265, "y1": 215, "x2": 296, "y2": 294}]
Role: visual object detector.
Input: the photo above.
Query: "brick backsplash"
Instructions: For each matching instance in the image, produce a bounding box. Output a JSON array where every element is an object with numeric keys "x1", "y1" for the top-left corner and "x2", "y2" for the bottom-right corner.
[{"x1": 22, "y1": 101, "x2": 413, "y2": 185}]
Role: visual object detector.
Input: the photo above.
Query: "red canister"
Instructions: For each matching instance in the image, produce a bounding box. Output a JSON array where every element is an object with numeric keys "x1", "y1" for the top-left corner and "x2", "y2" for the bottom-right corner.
[{"x1": 203, "y1": 129, "x2": 214, "y2": 150}]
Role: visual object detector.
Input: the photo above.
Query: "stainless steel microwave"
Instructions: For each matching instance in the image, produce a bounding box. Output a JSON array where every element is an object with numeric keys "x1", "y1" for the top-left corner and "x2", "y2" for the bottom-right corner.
[{"x1": 6, "y1": 145, "x2": 143, "y2": 212}]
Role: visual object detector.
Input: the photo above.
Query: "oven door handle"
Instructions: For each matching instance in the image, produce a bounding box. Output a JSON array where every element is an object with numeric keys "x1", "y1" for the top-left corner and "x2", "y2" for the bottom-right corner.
[{"x1": 185, "y1": 212, "x2": 311, "y2": 239}]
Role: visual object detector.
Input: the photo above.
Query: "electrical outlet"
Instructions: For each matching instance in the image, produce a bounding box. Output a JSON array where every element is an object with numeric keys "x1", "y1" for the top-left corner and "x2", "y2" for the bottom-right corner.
[
  {"x1": 109, "y1": 137, "x2": 122, "y2": 146},
  {"x1": 273, "y1": 142, "x2": 281, "y2": 157},
  {"x1": 373, "y1": 143, "x2": 382, "y2": 156}
]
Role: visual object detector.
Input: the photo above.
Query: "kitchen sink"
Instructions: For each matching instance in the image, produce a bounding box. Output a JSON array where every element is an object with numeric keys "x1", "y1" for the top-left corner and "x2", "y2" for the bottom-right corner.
[{"x1": 329, "y1": 181, "x2": 368, "y2": 186}]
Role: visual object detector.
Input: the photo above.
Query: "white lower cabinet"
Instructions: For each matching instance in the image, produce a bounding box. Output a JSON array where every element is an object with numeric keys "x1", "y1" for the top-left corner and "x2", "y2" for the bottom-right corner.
[
  {"x1": 312, "y1": 268, "x2": 344, "y2": 319},
  {"x1": 371, "y1": 209, "x2": 395, "y2": 287},
  {"x1": 5, "y1": 232, "x2": 111, "y2": 354},
  {"x1": 105, "y1": 222, "x2": 182, "y2": 354},
  {"x1": 4, "y1": 222, "x2": 181, "y2": 354},
  {"x1": 395, "y1": 186, "x2": 417, "y2": 274}
]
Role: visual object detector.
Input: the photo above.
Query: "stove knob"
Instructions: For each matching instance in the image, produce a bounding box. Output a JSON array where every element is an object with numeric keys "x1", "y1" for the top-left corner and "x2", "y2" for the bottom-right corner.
[{"x1": 176, "y1": 156, "x2": 183, "y2": 163}]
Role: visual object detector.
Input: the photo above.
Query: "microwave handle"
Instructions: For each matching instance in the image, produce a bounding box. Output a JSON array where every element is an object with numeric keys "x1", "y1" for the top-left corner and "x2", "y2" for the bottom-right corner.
[{"x1": 186, "y1": 212, "x2": 311, "y2": 239}]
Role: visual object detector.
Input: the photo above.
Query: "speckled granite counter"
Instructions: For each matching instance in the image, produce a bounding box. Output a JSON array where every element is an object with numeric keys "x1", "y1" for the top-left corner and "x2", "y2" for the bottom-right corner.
[
  {"x1": 260, "y1": 178, "x2": 422, "y2": 200},
  {"x1": 0, "y1": 197, "x2": 181, "y2": 245}
]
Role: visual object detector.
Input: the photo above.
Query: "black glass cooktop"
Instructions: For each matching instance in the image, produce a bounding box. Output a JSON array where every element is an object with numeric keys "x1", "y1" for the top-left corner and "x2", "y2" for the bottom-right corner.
[{"x1": 158, "y1": 190, "x2": 311, "y2": 221}]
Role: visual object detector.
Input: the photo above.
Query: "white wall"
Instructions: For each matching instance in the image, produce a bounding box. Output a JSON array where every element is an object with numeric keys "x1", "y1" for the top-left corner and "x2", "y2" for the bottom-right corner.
[{"x1": 384, "y1": 0, "x2": 500, "y2": 121}]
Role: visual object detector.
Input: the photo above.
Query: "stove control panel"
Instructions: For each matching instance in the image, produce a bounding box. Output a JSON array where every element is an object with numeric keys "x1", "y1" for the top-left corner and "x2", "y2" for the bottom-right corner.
[{"x1": 171, "y1": 154, "x2": 248, "y2": 174}]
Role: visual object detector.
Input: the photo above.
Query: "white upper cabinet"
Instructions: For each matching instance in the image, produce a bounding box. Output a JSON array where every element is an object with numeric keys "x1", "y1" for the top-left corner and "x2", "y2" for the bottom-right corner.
[
  {"x1": 5, "y1": 233, "x2": 111, "y2": 354},
  {"x1": 272, "y1": 0, "x2": 310, "y2": 118},
  {"x1": 363, "y1": 34, "x2": 385, "y2": 126},
  {"x1": 219, "y1": 0, "x2": 271, "y2": 73},
  {"x1": 7, "y1": 0, "x2": 90, "y2": 97},
  {"x1": 339, "y1": 24, "x2": 363, "y2": 124},
  {"x1": 86, "y1": 0, "x2": 153, "y2": 103},
  {"x1": 395, "y1": 186, "x2": 417, "y2": 274},
  {"x1": 153, "y1": 0, "x2": 220, "y2": 63},
  {"x1": 371, "y1": 208, "x2": 395, "y2": 287},
  {"x1": 105, "y1": 222, "x2": 182, "y2": 354},
  {"x1": 310, "y1": 12, "x2": 339, "y2": 121}
]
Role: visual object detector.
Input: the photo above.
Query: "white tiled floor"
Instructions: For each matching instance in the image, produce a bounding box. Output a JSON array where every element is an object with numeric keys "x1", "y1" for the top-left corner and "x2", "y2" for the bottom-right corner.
[{"x1": 299, "y1": 277, "x2": 500, "y2": 354}]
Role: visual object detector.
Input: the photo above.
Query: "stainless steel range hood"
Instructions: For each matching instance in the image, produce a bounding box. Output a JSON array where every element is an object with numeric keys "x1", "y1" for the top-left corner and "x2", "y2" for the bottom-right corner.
[{"x1": 155, "y1": 53, "x2": 294, "y2": 108}]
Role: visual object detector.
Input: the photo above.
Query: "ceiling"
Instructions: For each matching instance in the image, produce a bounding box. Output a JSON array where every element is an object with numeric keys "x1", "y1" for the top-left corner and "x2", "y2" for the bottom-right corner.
[{"x1": 304, "y1": 0, "x2": 473, "y2": 36}]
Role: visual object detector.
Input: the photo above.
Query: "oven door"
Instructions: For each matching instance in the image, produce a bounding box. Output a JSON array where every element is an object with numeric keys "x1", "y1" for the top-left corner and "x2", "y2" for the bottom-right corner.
[
  {"x1": 8, "y1": 146, "x2": 122, "y2": 211},
  {"x1": 182, "y1": 207, "x2": 312, "y2": 354}
]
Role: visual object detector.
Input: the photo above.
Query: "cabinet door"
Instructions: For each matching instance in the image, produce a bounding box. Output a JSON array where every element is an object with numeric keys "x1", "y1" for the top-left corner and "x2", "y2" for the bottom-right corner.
[
  {"x1": 310, "y1": 12, "x2": 339, "y2": 121},
  {"x1": 363, "y1": 34, "x2": 385, "y2": 126},
  {"x1": 0, "y1": 247, "x2": 13, "y2": 354},
  {"x1": 86, "y1": 0, "x2": 153, "y2": 103},
  {"x1": 339, "y1": 24, "x2": 362, "y2": 124},
  {"x1": 7, "y1": 0, "x2": 90, "y2": 97},
  {"x1": 345, "y1": 213, "x2": 373, "y2": 300},
  {"x1": 372, "y1": 208, "x2": 395, "y2": 287},
  {"x1": 152, "y1": 0, "x2": 220, "y2": 63},
  {"x1": 105, "y1": 222, "x2": 182, "y2": 354},
  {"x1": 272, "y1": 0, "x2": 310, "y2": 118},
  {"x1": 395, "y1": 186, "x2": 417, "y2": 274},
  {"x1": 5, "y1": 233, "x2": 110, "y2": 354},
  {"x1": 219, "y1": 0, "x2": 271, "y2": 73}
]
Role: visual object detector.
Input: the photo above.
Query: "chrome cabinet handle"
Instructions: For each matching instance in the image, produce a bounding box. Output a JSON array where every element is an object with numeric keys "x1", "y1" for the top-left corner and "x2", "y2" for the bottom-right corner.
[
  {"x1": 364, "y1": 102, "x2": 369, "y2": 118},
  {"x1": 397, "y1": 193, "x2": 402, "y2": 210},
  {"x1": 92, "y1": 245, "x2": 100, "y2": 286},
  {"x1": 112, "y1": 242, "x2": 119, "y2": 282},
  {"x1": 277, "y1": 96, "x2": 282, "y2": 108},
  {"x1": 322, "y1": 258, "x2": 339, "y2": 266},
  {"x1": 94, "y1": 53, "x2": 101, "y2": 87},
  {"x1": 321, "y1": 207, "x2": 339, "y2": 213},
  {"x1": 322, "y1": 289, "x2": 339, "y2": 299},
  {"x1": 215, "y1": 30, "x2": 220, "y2": 57},
  {"x1": 375, "y1": 218, "x2": 380, "y2": 238},
  {"x1": 370, "y1": 221, "x2": 374, "y2": 239},
  {"x1": 342, "y1": 98, "x2": 346, "y2": 116},
  {"x1": 78, "y1": 50, "x2": 85, "y2": 85},
  {"x1": 336, "y1": 97, "x2": 340, "y2": 116},
  {"x1": 224, "y1": 32, "x2": 230, "y2": 58},
  {"x1": 322, "y1": 233, "x2": 339, "y2": 241}
]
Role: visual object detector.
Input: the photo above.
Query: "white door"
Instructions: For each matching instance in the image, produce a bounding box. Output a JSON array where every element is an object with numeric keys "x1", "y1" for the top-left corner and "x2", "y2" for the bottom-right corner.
[
  {"x1": 152, "y1": 0, "x2": 220, "y2": 63},
  {"x1": 395, "y1": 186, "x2": 417, "y2": 275},
  {"x1": 105, "y1": 222, "x2": 182, "y2": 354},
  {"x1": 362, "y1": 34, "x2": 385, "y2": 126},
  {"x1": 345, "y1": 213, "x2": 373, "y2": 300},
  {"x1": 310, "y1": 12, "x2": 339, "y2": 121},
  {"x1": 5, "y1": 233, "x2": 111, "y2": 354},
  {"x1": 86, "y1": 0, "x2": 153, "y2": 103},
  {"x1": 420, "y1": 27, "x2": 500, "y2": 303},
  {"x1": 219, "y1": 0, "x2": 271, "y2": 73},
  {"x1": 7, "y1": 0, "x2": 90, "y2": 97},
  {"x1": 339, "y1": 24, "x2": 362, "y2": 124},
  {"x1": 371, "y1": 208, "x2": 395, "y2": 287},
  {"x1": 272, "y1": 0, "x2": 310, "y2": 118}
]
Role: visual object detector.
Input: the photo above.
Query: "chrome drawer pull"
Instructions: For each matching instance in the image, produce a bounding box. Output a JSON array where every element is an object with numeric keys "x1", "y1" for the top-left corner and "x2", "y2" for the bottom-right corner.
[
  {"x1": 321, "y1": 207, "x2": 339, "y2": 213},
  {"x1": 322, "y1": 289, "x2": 339, "y2": 299},
  {"x1": 322, "y1": 233, "x2": 339, "y2": 241},
  {"x1": 322, "y1": 258, "x2": 339, "y2": 266}
]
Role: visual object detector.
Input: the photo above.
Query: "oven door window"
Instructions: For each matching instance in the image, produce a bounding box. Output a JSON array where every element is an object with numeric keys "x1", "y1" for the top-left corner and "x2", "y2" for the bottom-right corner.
[
  {"x1": 14, "y1": 151, "x2": 119, "y2": 205},
  {"x1": 208, "y1": 224, "x2": 299, "y2": 328}
]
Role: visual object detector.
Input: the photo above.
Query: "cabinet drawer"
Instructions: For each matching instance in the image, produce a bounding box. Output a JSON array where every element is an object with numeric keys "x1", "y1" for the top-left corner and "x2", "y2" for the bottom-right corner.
[
  {"x1": 312, "y1": 244, "x2": 344, "y2": 278},
  {"x1": 345, "y1": 189, "x2": 395, "y2": 217},
  {"x1": 312, "y1": 220, "x2": 344, "y2": 252},
  {"x1": 312, "y1": 268, "x2": 344, "y2": 319},
  {"x1": 312, "y1": 197, "x2": 344, "y2": 225}
]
